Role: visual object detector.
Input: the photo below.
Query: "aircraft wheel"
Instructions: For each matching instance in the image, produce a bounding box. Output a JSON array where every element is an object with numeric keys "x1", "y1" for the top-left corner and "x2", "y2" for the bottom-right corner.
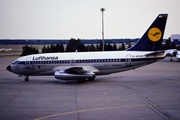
[
  {"x1": 25, "y1": 77, "x2": 29, "y2": 82},
  {"x1": 78, "y1": 79, "x2": 85, "y2": 83},
  {"x1": 88, "y1": 75, "x2": 96, "y2": 81}
]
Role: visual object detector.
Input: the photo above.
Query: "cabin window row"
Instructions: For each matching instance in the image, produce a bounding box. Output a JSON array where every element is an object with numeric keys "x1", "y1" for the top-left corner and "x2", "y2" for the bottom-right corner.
[{"x1": 29, "y1": 59, "x2": 122, "y2": 64}]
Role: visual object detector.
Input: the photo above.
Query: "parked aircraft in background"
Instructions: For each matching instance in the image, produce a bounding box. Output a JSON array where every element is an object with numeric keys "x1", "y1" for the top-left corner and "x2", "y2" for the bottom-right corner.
[
  {"x1": 176, "y1": 52, "x2": 180, "y2": 61},
  {"x1": 6, "y1": 14, "x2": 168, "y2": 83},
  {"x1": 0, "y1": 48, "x2": 12, "y2": 52},
  {"x1": 165, "y1": 49, "x2": 180, "y2": 61}
]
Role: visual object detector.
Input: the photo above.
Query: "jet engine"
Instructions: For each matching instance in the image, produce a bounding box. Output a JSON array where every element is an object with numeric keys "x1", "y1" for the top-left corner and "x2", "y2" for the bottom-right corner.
[{"x1": 54, "y1": 67, "x2": 95, "y2": 81}]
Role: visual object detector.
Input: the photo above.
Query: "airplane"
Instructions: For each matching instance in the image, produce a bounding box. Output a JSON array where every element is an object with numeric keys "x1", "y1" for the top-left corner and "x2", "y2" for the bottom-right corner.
[
  {"x1": 176, "y1": 51, "x2": 180, "y2": 61},
  {"x1": 6, "y1": 14, "x2": 168, "y2": 83},
  {"x1": 165, "y1": 49, "x2": 180, "y2": 61}
]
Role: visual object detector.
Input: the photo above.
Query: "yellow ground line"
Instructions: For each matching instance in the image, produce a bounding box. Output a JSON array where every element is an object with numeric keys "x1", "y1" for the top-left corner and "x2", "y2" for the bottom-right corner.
[
  {"x1": 35, "y1": 104, "x2": 146, "y2": 120},
  {"x1": 35, "y1": 102, "x2": 180, "y2": 120}
]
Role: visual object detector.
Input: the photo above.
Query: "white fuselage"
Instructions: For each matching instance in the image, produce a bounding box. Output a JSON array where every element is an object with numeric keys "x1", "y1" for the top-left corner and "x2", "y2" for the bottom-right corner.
[{"x1": 10, "y1": 51, "x2": 165, "y2": 78}]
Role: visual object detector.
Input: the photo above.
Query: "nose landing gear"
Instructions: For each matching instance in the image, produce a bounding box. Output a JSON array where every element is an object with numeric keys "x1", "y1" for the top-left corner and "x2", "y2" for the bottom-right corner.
[{"x1": 25, "y1": 76, "x2": 29, "y2": 82}]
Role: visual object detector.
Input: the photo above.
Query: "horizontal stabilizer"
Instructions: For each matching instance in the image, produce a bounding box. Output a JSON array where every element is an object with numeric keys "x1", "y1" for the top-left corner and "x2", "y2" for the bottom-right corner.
[{"x1": 145, "y1": 51, "x2": 165, "y2": 57}]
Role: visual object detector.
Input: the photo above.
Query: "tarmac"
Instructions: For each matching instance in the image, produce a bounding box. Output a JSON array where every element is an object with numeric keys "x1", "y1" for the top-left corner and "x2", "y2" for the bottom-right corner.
[{"x1": 0, "y1": 57, "x2": 180, "y2": 120}]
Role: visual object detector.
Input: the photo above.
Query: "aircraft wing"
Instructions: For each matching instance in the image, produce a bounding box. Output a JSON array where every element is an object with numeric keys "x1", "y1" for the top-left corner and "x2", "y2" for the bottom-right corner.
[
  {"x1": 165, "y1": 49, "x2": 177, "y2": 55},
  {"x1": 53, "y1": 66, "x2": 99, "y2": 80}
]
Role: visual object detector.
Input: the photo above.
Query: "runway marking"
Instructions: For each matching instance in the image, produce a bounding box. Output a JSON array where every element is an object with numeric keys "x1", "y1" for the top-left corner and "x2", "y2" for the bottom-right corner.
[
  {"x1": 35, "y1": 101, "x2": 180, "y2": 120},
  {"x1": 35, "y1": 104, "x2": 147, "y2": 120},
  {"x1": 126, "y1": 86, "x2": 176, "y2": 120}
]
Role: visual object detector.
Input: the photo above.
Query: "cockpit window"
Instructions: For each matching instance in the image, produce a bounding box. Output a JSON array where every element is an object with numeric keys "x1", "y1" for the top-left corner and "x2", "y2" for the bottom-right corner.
[{"x1": 12, "y1": 60, "x2": 20, "y2": 64}]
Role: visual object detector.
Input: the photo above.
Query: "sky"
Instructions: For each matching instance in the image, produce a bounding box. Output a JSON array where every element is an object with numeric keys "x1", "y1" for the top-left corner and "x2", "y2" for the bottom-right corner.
[{"x1": 0, "y1": 0, "x2": 179, "y2": 39}]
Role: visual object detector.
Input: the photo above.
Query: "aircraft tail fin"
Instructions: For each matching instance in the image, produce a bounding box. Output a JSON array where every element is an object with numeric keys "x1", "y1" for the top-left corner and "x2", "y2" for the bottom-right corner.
[{"x1": 127, "y1": 14, "x2": 168, "y2": 51}]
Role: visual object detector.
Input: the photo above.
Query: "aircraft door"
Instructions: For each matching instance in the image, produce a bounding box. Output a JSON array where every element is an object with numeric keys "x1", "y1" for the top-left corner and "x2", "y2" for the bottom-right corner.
[
  {"x1": 25, "y1": 57, "x2": 31, "y2": 68},
  {"x1": 70, "y1": 59, "x2": 76, "y2": 66},
  {"x1": 126, "y1": 54, "x2": 131, "y2": 66}
]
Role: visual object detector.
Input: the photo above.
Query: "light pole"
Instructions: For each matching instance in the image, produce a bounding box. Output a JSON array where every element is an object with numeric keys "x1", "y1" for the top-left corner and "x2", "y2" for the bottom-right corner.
[{"x1": 100, "y1": 8, "x2": 105, "y2": 51}]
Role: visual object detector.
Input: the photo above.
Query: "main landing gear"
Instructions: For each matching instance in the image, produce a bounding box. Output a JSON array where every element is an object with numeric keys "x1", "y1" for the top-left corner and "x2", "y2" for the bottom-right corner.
[
  {"x1": 170, "y1": 55, "x2": 173, "y2": 62},
  {"x1": 78, "y1": 75, "x2": 96, "y2": 83},
  {"x1": 78, "y1": 79, "x2": 85, "y2": 83},
  {"x1": 88, "y1": 75, "x2": 96, "y2": 81},
  {"x1": 24, "y1": 76, "x2": 29, "y2": 82}
]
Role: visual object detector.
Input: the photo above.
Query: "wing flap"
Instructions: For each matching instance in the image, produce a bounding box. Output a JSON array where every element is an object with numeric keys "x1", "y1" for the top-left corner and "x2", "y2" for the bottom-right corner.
[{"x1": 53, "y1": 66, "x2": 99, "y2": 73}]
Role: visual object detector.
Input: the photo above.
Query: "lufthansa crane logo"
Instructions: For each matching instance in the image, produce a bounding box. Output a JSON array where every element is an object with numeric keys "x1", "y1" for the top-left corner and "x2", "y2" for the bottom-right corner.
[{"x1": 148, "y1": 27, "x2": 162, "y2": 42}]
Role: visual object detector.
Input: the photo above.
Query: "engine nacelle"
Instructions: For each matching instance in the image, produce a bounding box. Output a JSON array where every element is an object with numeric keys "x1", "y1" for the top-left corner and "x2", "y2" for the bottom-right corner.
[{"x1": 54, "y1": 70, "x2": 95, "y2": 80}]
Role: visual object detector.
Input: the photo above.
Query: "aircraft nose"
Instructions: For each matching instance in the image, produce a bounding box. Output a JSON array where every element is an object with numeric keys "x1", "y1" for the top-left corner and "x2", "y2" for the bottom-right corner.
[{"x1": 6, "y1": 65, "x2": 11, "y2": 72}]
